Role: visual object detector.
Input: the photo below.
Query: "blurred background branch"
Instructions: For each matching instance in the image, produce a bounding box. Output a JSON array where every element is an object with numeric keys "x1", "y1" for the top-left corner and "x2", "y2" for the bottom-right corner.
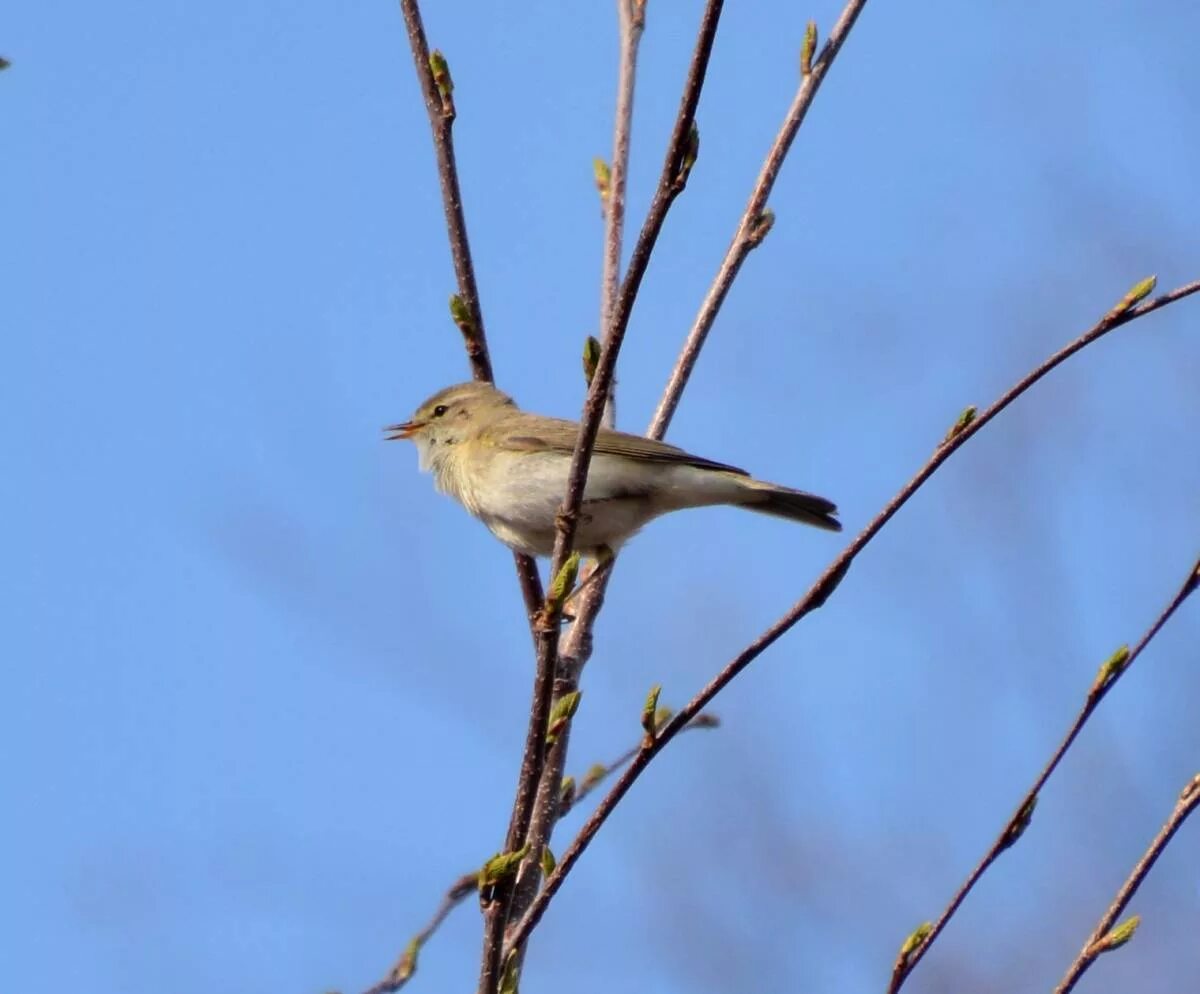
[{"x1": 1054, "y1": 773, "x2": 1200, "y2": 994}]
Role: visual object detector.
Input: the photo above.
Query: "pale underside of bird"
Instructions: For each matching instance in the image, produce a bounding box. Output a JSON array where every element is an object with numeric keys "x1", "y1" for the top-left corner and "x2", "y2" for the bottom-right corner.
[{"x1": 387, "y1": 381, "x2": 840, "y2": 558}]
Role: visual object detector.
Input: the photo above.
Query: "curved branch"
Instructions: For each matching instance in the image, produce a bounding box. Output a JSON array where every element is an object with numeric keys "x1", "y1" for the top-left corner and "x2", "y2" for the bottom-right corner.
[
  {"x1": 1054, "y1": 773, "x2": 1200, "y2": 994},
  {"x1": 363, "y1": 872, "x2": 477, "y2": 994},
  {"x1": 502, "y1": 278, "x2": 1200, "y2": 957}
]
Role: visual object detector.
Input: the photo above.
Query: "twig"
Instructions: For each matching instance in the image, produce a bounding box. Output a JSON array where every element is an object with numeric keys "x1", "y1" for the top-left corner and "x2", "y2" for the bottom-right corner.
[
  {"x1": 475, "y1": 618, "x2": 558, "y2": 994},
  {"x1": 650, "y1": 0, "x2": 870, "y2": 437},
  {"x1": 477, "y1": 4, "x2": 728, "y2": 990},
  {"x1": 570, "y1": 710, "x2": 721, "y2": 812},
  {"x1": 502, "y1": 278, "x2": 1200, "y2": 957},
  {"x1": 1053, "y1": 773, "x2": 1200, "y2": 994},
  {"x1": 397, "y1": 0, "x2": 490, "y2": 380},
  {"x1": 396, "y1": 0, "x2": 545, "y2": 628},
  {"x1": 597, "y1": 0, "x2": 647, "y2": 429},
  {"x1": 363, "y1": 873, "x2": 477, "y2": 994},
  {"x1": 890, "y1": 556, "x2": 1200, "y2": 993}
]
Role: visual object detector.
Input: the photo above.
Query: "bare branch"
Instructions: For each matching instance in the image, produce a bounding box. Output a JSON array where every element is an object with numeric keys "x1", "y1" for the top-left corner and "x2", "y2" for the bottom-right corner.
[
  {"x1": 362, "y1": 873, "x2": 477, "y2": 994},
  {"x1": 502, "y1": 278, "x2": 1200, "y2": 957},
  {"x1": 649, "y1": 0, "x2": 870, "y2": 438},
  {"x1": 569, "y1": 709, "x2": 720, "y2": 813},
  {"x1": 890, "y1": 555, "x2": 1200, "y2": 993},
  {"x1": 475, "y1": 607, "x2": 558, "y2": 994},
  {"x1": 397, "y1": 0, "x2": 490, "y2": 380},
  {"x1": 597, "y1": 0, "x2": 647, "y2": 429},
  {"x1": 1053, "y1": 773, "x2": 1200, "y2": 994},
  {"x1": 395, "y1": 0, "x2": 545, "y2": 627}
]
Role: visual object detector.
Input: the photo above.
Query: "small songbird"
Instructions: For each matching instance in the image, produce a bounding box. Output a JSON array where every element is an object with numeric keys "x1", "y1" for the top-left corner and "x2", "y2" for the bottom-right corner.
[{"x1": 386, "y1": 381, "x2": 840, "y2": 557}]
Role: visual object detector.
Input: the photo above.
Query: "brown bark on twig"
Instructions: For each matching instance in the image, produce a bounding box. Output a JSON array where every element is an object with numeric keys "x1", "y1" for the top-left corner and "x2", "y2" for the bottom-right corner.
[
  {"x1": 1053, "y1": 773, "x2": 1200, "y2": 994},
  {"x1": 650, "y1": 0, "x2": 870, "y2": 437}
]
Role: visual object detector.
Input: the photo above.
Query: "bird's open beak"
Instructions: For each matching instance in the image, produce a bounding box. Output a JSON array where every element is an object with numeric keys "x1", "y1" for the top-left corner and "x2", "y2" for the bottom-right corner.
[{"x1": 384, "y1": 420, "x2": 422, "y2": 441}]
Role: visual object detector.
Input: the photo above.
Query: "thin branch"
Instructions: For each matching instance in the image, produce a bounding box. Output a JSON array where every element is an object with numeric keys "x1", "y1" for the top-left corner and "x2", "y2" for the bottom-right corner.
[
  {"x1": 476, "y1": 617, "x2": 557, "y2": 994},
  {"x1": 598, "y1": 0, "x2": 647, "y2": 428},
  {"x1": 571, "y1": 710, "x2": 721, "y2": 812},
  {"x1": 504, "y1": 669, "x2": 577, "y2": 947},
  {"x1": 363, "y1": 873, "x2": 477, "y2": 994},
  {"x1": 502, "y1": 278, "x2": 1200, "y2": 957},
  {"x1": 477, "y1": 4, "x2": 728, "y2": 990},
  {"x1": 650, "y1": 1, "x2": 869, "y2": 437},
  {"x1": 890, "y1": 556, "x2": 1200, "y2": 993},
  {"x1": 1054, "y1": 773, "x2": 1200, "y2": 994},
  {"x1": 396, "y1": 0, "x2": 545, "y2": 628},
  {"x1": 397, "y1": 0, "x2": 490, "y2": 380},
  {"x1": 500, "y1": 561, "x2": 612, "y2": 955}
]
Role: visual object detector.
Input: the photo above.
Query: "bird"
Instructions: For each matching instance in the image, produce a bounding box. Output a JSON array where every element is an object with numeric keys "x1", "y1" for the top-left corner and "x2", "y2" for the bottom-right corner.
[{"x1": 385, "y1": 380, "x2": 840, "y2": 558}]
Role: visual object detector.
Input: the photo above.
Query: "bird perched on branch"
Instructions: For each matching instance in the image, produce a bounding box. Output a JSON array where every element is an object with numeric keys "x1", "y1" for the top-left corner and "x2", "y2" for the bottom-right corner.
[{"x1": 387, "y1": 381, "x2": 840, "y2": 557}]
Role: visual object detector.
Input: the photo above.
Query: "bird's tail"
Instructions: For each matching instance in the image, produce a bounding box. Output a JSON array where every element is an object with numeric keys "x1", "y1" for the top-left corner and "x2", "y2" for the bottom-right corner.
[{"x1": 733, "y1": 476, "x2": 842, "y2": 532}]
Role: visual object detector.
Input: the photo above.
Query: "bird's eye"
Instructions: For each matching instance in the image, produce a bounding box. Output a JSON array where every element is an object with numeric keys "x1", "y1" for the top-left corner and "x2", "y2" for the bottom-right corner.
[{"x1": 432, "y1": 405, "x2": 449, "y2": 418}]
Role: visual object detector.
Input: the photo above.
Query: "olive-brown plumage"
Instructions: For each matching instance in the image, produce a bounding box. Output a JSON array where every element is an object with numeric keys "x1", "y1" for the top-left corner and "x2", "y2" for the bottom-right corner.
[{"x1": 387, "y1": 382, "x2": 840, "y2": 556}]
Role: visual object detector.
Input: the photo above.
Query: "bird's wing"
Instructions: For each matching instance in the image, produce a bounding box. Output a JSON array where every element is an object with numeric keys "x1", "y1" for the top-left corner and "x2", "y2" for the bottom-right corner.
[{"x1": 492, "y1": 415, "x2": 748, "y2": 475}]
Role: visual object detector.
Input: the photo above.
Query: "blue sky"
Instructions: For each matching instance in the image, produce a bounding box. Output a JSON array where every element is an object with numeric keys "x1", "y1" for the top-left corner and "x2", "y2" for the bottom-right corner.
[{"x1": 6, "y1": 2, "x2": 1200, "y2": 992}]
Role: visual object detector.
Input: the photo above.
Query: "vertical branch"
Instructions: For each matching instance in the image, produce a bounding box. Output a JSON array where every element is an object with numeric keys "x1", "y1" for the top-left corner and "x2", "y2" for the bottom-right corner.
[
  {"x1": 649, "y1": 0, "x2": 869, "y2": 438},
  {"x1": 1053, "y1": 775, "x2": 1200, "y2": 994},
  {"x1": 398, "y1": 0, "x2": 491, "y2": 379},
  {"x1": 396, "y1": 0, "x2": 545, "y2": 626},
  {"x1": 597, "y1": 0, "x2": 647, "y2": 428}
]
